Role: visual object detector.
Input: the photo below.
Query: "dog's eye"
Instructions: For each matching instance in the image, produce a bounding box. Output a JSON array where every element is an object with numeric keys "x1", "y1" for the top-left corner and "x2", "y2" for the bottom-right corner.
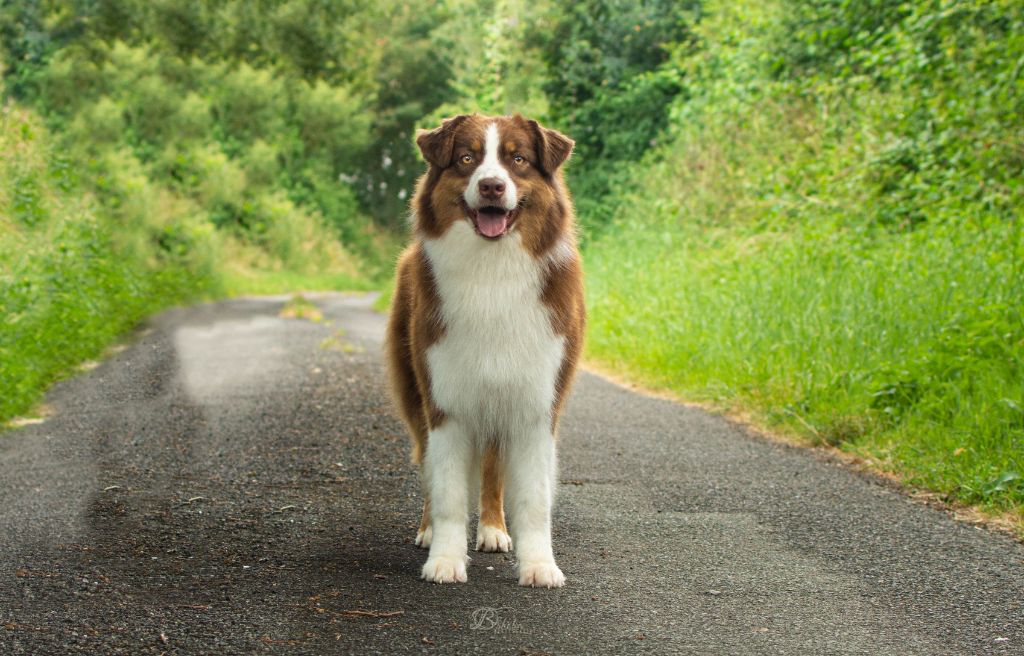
[
  {"x1": 460, "y1": 154, "x2": 473, "y2": 165},
  {"x1": 513, "y1": 154, "x2": 525, "y2": 164}
]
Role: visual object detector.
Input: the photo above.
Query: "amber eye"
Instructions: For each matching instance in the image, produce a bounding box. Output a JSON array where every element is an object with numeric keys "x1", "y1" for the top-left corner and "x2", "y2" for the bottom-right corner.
[
  {"x1": 513, "y1": 154, "x2": 525, "y2": 164},
  {"x1": 460, "y1": 154, "x2": 473, "y2": 165}
]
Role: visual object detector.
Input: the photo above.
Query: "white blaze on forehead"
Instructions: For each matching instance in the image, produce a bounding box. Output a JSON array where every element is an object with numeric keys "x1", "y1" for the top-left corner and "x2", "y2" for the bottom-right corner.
[{"x1": 464, "y1": 121, "x2": 517, "y2": 211}]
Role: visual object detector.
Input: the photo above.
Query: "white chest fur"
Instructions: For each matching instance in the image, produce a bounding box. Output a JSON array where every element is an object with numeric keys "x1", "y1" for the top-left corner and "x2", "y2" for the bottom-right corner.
[{"x1": 423, "y1": 222, "x2": 565, "y2": 436}]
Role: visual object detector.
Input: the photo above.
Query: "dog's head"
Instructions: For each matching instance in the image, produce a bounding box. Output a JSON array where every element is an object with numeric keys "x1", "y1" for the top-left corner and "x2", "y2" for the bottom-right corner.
[{"x1": 413, "y1": 114, "x2": 574, "y2": 253}]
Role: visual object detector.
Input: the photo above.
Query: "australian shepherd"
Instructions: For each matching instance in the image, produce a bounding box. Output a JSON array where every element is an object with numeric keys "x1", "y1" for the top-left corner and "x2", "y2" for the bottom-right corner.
[{"x1": 385, "y1": 114, "x2": 584, "y2": 587}]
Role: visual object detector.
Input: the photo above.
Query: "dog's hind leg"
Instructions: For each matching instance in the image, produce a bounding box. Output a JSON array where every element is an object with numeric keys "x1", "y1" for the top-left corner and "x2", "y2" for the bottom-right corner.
[{"x1": 476, "y1": 442, "x2": 512, "y2": 552}]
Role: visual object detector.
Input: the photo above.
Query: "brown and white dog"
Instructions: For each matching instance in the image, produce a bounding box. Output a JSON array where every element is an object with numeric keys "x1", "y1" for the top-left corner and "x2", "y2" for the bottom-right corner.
[{"x1": 385, "y1": 114, "x2": 584, "y2": 587}]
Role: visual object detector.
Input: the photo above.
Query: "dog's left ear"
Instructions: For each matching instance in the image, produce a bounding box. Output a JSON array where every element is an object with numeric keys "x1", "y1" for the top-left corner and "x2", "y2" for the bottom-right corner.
[
  {"x1": 528, "y1": 119, "x2": 574, "y2": 175},
  {"x1": 416, "y1": 115, "x2": 469, "y2": 169}
]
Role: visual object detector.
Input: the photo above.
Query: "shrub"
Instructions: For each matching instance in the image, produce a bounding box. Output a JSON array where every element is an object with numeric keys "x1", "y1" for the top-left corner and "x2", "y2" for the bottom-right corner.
[
  {"x1": 241, "y1": 139, "x2": 282, "y2": 188},
  {"x1": 213, "y1": 62, "x2": 288, "y2": 145},
  {"x1": 37, "y1": 47, "x2": 106, "y2": 115},
  {"x1": 582, "y1": 0, "x2": 1024, "y2": 513},
  {"x1": 123, "y1": 74, "x2": 183, "y2": 143},
  {"x1": 292, "y1": 79, "x2": 371, "y2": 173},
  {"x1": 175, "y1": 91, "x2": 212, "y2": 140},
  {"x1": 66, "y1": 97, "x2": 126, "y2": 149}
]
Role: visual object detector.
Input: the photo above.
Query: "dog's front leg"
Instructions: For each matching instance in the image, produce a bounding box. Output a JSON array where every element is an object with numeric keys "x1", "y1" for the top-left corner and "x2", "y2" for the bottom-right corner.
[
  {"x1": 421, "y1": 421, "x2": 472, "y2": 583},
  {"x1": 506, "y1": 424, "x2": 565, "y2": 588}
]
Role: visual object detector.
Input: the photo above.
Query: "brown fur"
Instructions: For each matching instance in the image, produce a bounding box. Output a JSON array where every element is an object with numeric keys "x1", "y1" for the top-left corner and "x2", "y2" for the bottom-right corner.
[
  {"x1": 479, "y1": 443, "x2": 508, "y2": 534},
  {"x1": 542, "y1": 254, "x2": 586, "y2": 429},
  {"x1": 385, "y1": 113, "x2": 584, "y2": 546},
  {"x1": 384, "y1": 244, "x2": 446, "y2": 465}
]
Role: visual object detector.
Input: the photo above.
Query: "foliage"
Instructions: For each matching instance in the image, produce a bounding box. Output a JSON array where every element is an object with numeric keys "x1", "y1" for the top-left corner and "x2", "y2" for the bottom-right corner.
[
  {"x1": 0, "y1": 104, "x2": 218, "y2": 421},
  {"x1": 583, "y1": 0, "x2": 1024, "y2": 515},
  {"x1": 0, "y1": 0, "x2": 464, "y2": 257},
  {"x1": 539, "y1": 0, "x2": 698, "y2": 234},
  {"x1": 425, "y1": 0, "x2": 551, "y2": 122}
]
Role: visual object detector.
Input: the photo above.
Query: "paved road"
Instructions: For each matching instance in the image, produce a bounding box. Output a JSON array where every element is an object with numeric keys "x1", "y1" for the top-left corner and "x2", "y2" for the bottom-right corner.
[{"x1": 1, "y1": 293, "x2": 1022, "y2": 655}]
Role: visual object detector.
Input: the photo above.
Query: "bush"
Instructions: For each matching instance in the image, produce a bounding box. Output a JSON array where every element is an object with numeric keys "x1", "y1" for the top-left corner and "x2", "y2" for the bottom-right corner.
[
  {"x1": 124, "y1": 74, "x2": 183, "y2": 143},
  {"x1": 0, "y1": 0, "x2": 461, "y2": 267},
  {"x1": 37, "y1": 47, "x2": 106, "y2": 115},
  {"x1": 152, "y1": 0, "x2": 211, "y2": 56},
  {"x1": 771, "y1": 0, "x2": 910, "y2": 77},
  {"x1": 175, "y1": 91, "x2": 212, "y2": 140},
  {"x1": 66, "y1": 97, "x2": 126, "y2": 149},
  {"x1": 241, "y1": 139, "x2": 282, "y2": 188},
  {"x1": 292, "y1": 79, "x2": 371, "y2": 173},
  {"x1": 213, "y1": 62, "x2": 288, "y2": 145}
]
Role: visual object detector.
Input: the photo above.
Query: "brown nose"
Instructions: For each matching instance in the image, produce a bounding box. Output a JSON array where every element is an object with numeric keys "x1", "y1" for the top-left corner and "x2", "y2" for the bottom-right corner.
[{"x1": 478, "y1": 177, "x2": 505, "y2": 200}]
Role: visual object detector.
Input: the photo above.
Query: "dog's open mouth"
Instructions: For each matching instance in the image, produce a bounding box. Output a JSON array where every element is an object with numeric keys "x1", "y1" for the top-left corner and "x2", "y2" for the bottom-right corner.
[{"x1": 468, "y1": 205, "x2": 515, "y2": 240}]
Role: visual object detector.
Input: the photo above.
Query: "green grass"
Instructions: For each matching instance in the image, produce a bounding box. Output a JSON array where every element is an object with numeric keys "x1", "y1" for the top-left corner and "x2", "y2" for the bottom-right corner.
[
  {"x1": 1, "y1": 106, "x2": 219, "y2": 423},
  {"x1": 587, "y1": 216, "x2": 1023, "y2": 515},
  {"x1": 583, "y1": 0, "x2": 1024, "y2": 523}
]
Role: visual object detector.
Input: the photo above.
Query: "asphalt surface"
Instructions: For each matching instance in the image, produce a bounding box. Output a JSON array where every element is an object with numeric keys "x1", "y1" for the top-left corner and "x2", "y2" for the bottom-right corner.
[{"x1": 1, "y1": 293, "x2": 1022, "y2": 655}]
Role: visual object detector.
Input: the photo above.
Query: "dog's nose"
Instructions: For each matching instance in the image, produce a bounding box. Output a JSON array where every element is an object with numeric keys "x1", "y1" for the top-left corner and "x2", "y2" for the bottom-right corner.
[{"x1": 478, "y1": 177, "x2": 505, "y2": 200}]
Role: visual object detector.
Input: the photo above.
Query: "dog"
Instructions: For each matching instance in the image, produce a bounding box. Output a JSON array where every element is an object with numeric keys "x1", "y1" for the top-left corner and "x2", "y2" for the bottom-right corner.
[{"x1": 385, "y1": 114, "x2": 584, "y2": 587}]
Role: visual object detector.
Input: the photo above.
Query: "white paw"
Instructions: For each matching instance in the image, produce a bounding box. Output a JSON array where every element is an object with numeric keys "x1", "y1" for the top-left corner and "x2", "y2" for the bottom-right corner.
[
  {"x1": 475, "y1": 524, "x2": 513, "y2": 552},
  {"x1": 518, "y1": 562, "x2": 565, "y2": 588},
  {"x1": 415, "y1": 526, "x2": 432, "y2": 549},
  {"x1": 421, "y1": 556, "x2": 468, "y2": 584}
]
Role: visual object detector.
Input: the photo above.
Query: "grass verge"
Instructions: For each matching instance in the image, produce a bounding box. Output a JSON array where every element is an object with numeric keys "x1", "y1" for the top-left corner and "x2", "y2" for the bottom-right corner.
[
  {"x1": 582, "y1": 0, "x2": 1023, "y2": 529},
  {"x1": 1, "y1": 105, "x2": 219, "y2": 423}
]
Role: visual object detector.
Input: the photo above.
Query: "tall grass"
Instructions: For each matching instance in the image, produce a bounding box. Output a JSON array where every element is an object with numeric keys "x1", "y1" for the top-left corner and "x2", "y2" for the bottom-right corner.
[
  {"x1": 584, "y1": 0, "x2": 1024, "y2": 517},
  {"x1": 588, "y1": 214, "x2": 1023, "y2": 510}
]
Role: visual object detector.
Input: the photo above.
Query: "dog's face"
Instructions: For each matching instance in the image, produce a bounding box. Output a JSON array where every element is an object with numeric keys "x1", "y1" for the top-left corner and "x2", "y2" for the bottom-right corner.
[{"x1": 414, "y1": 114, "x2": 574, "y2": 253}]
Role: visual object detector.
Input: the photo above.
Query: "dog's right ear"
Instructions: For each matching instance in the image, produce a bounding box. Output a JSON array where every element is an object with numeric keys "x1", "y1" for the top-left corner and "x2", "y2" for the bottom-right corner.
[{"x1": 416, "y1": 115, "x2": 469, "y2": 169}]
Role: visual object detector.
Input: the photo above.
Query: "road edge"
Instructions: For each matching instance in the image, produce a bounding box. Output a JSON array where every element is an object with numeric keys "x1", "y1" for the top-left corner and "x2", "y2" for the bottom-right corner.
[{"x1": 580, "y1": 358, "x2": 1024, "y2": 543}]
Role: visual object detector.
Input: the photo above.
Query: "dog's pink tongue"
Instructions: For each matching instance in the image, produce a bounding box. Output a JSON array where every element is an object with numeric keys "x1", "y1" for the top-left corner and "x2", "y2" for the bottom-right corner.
[{"x1": 477, "y1": 212, "x2": 508, "y2": 238}]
